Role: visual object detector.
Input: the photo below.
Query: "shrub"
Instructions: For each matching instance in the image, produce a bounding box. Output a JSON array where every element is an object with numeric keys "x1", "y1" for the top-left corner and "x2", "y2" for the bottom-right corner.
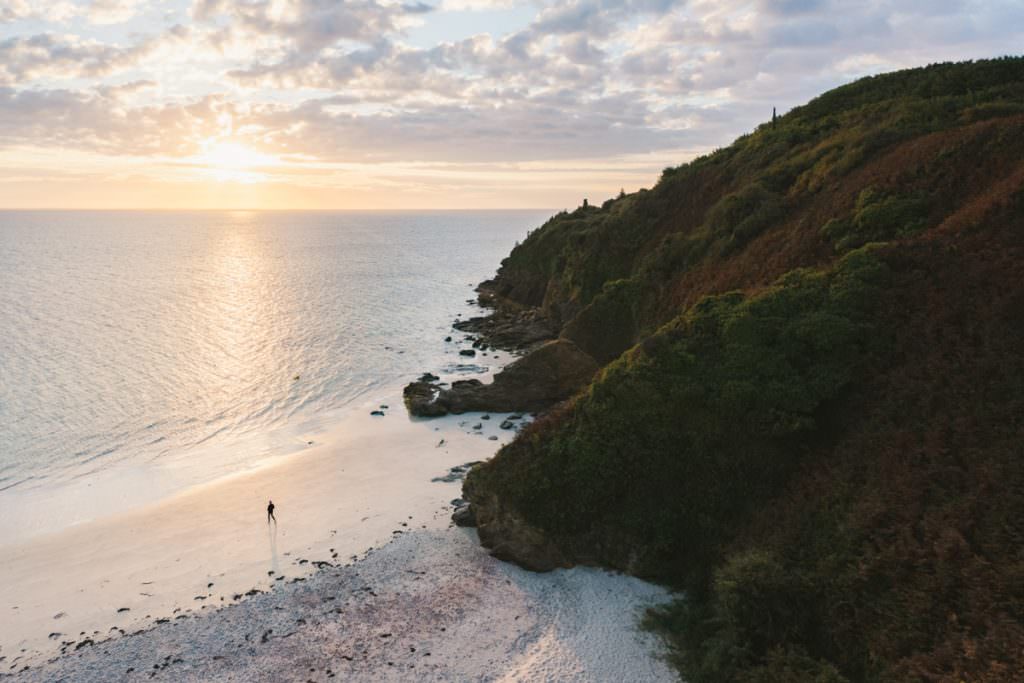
[
  {"x1": 705, "y1": 183, "x2": 785, "y2": 253},
  {"x1": 821, "y1": 188, "x2": 929, "y2": 251}
]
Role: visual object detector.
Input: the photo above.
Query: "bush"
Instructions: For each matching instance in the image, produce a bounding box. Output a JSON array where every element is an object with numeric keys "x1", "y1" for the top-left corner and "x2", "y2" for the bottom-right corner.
[
  {"x1": 821, "y1": 188, "x2": 929, "y2": 251},
  {"x1": 469, "y1": 246, "x2": 890, "y2": 581},
  {"x1": 705, "y1": 182, "x2": 785, "y2": 253}
]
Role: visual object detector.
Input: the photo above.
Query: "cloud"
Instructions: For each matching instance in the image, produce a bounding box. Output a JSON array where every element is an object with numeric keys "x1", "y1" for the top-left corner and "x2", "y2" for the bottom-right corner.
[
  {"x1": 191, "y1": 0, "x2": 434, "y2": 52},
  {"x1": 0, "y1": 34, "x2": 146, "y2": 84},
  {"x1": 0, "y1": 0, "x2": 79, "y2": 23},
  {"x1": 87, "y1": 0, "x2": 146, "y2": 25},
  {"x1": 0, "y1": 0, "x2": 1022, "y2": 197}
]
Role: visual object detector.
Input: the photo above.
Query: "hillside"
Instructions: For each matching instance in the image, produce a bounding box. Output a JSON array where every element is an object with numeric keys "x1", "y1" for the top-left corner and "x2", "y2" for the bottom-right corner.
[{"x1": 458, "y1": 57, "x2": 1024, "y2": 681}]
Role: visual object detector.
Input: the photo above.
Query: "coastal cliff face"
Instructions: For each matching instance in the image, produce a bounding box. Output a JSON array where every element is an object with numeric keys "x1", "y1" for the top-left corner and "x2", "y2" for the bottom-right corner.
[{"x1": 460, "y1": 58, "x2": 1024, "y2": 681}]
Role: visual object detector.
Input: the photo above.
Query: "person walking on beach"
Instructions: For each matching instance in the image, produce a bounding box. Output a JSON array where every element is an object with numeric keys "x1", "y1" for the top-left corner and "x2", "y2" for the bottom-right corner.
[{"x1": 267, "y1": 499, "x2": 276, "y2": 524}]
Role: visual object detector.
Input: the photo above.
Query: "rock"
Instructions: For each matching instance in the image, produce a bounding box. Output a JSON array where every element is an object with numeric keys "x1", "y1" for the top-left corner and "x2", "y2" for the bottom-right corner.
[
  {"x1": 463, "y1": 483, "x2": 572, "y2": 572},
  {"x1": 481, "y1": 414, "x2": 491, "y2": 420},
  {"x1": 418, "y1": 372, "x2": 440, "y2": 382},
  {"x1": 452, "y1": 504, "x2": 476, "y2": 527},
  {"x1": 403, "y1": 381, "x2": 448, "y2": 417},
  {"x1": 370, "y1": 410, "x2": 385, "y2": 416},
  {"x1": 472, "y1": 423, "x2": 483, "y2": 430},
  {"x1": 407, "y1": 340, "x2": 596, "y2": 417},
  {"x1": 459, "y1": 349, "x2": 476, "y2": 357},
  {"x1": 508, "y1": 414, "x2": 523, "y2": 420},
  {"x1": 444, "y1": 336, "x2": 452, "y2": 342},
  {"x1": 488, "y1": 435, "x2": 499, "y2": 440},
  {"x1": 500, "y1": 420, "x2": 515, "y2": 430},
  {"x1": 452, "y1": 299, "x2": 557, "y2": 352},
  {"x1": 441, "y1": 340, "x2": 598, "y2": 414}
]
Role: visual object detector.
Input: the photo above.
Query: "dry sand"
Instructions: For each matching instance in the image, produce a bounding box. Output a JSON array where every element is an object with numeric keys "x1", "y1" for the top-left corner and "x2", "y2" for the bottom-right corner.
[
  {"x1": 0, "y1": 390, "x2": 678, "y2": 681},
  {"x1": 9, "y1": 528, "x2": 675, "y2": 682}
]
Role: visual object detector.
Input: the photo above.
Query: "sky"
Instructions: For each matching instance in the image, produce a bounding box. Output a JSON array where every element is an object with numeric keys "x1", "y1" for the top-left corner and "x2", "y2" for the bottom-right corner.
[{"x1": 0, "y1": 0, "x2": 1021, "y2": 209}]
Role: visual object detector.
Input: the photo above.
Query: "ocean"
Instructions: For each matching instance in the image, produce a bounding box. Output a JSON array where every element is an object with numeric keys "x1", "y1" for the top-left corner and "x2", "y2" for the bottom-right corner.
[{"x1": 0, "y1": 209, "x2": 549, "y2": 540}]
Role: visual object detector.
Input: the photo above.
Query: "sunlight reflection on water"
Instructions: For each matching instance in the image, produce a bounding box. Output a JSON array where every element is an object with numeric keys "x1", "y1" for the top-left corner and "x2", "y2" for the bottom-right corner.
[{"x1": 0, "y1": 209, "x2": 549, "y2": 498}]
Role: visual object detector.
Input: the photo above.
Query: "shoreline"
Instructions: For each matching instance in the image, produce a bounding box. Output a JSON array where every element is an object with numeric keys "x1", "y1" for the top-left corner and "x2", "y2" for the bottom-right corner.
[
  {"x1": 1, "y1": 383, "x2": 677, "y2": 681},
  {"x1": 9, "y1": 527, "x2": 675, "y2": 682},
  {"x1": 0, "y1": 384, "x2": 524, "y2": 671}
]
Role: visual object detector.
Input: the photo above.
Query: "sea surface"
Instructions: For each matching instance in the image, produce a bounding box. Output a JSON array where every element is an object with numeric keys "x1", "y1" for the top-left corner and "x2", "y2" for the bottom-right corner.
[{"x1": 0, "y1": 209, "x2": 549, "y2": 540}]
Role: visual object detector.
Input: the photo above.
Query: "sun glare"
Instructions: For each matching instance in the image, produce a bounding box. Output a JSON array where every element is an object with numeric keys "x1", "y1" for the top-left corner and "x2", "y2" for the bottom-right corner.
[{"x1": 194, "y1": 140, "x2": 280, "y2": 182}]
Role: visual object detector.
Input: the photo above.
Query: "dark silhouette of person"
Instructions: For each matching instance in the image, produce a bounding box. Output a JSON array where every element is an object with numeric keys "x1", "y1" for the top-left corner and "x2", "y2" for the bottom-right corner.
[{"x1": 267, "y1": 499, "x2": 276, "y2": 524}]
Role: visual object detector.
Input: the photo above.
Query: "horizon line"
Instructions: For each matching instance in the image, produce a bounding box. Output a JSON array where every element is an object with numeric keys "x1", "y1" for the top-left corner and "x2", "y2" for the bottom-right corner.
[{"x1": 0, "y1": 207, "x2": 562, "y2": 213}]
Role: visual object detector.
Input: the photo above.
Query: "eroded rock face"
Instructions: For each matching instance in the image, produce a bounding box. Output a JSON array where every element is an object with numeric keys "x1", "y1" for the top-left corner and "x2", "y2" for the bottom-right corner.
[
  {"x1": 403, "y1": 340, "x2": 599, "y2": 417},
  {"x1": 462, "y1": 488, "x2": 571, "y2": 572},
  {"x1": 453, "y1": 308, "x2": 555, "y2": 352}
]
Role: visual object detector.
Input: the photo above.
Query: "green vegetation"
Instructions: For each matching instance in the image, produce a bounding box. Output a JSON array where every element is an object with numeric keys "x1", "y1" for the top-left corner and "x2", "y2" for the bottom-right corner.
[
  {"x1": 490, "y1": 56, "x2": 1024, "y2": 357},
  {"x1": 472, "y1": 247, "x2": 889, "y2": 580},
  {"x1": 467, "y1": 57, "x2": 1024, "y2": 681},
  {"x1": 821, "y1": 188, "x2": 929, "y2": 251}
]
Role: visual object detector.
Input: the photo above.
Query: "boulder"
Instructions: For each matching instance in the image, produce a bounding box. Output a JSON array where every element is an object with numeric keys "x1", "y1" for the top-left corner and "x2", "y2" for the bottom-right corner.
[
  {"x1": 403, "y1": 381, "x2": 448, "y2": 417},
  {"x1": 452, "y1": 504, "x2": 477, "y2": 527}
]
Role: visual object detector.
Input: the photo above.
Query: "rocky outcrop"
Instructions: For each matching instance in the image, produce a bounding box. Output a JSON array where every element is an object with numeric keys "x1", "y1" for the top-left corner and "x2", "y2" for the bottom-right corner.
[
  {"x1": 451, "y1": 504, "x2": 476, "y2": 527},
  {"x1": 452, "y1": 307, "x2": 555, "y2": 352},
  {"x1": 403, "y1": 339, "x2": 599, "y2": 417},
  {"x1": 461, "y1": 486, "x2": 571, "y2": 572}
]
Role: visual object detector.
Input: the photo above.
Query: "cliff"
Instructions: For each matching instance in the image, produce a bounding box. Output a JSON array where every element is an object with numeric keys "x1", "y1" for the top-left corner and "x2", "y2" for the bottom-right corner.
[{"x1": 460, "y1": 57, "x2": 1024, "y2": 681}]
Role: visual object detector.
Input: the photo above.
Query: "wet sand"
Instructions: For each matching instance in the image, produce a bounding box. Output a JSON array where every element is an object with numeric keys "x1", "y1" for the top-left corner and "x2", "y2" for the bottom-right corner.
[{"x1": 0, "y1": 391, "x2": 676, "y2": 680}]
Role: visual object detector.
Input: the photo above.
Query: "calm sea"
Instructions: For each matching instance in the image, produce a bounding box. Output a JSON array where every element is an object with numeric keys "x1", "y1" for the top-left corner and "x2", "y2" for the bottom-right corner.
[{"x1": 0, "y1": 210, "x2": 548, "y2": 534}]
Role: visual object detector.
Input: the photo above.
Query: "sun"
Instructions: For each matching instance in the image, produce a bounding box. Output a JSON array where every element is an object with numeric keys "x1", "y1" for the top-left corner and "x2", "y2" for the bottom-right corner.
[{"x1": 194, "y1": 140, "x2": 280, "y2": 182}]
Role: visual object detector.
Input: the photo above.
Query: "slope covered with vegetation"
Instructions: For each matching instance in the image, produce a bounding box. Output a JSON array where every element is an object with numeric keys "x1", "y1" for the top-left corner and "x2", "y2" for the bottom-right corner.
[{"x1": 464, "y1": 57, "x2": 1024, "y2": 681}]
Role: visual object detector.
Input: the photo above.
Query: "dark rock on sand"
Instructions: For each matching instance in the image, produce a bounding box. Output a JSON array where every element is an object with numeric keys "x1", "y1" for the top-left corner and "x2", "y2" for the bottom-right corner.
[
  {"x1": 453, "y1": 306, "x2": 556, "y2": 352},
  {"x1": 459, "y1": 349, "x2": 476, "y2": 357},
  {"x1": 370, "y1": 410, "x2": 385, "y2": 416},
  {"x1": 499, "y1": 420, "x2": 515, "y2": 430},
  {"x1": 403, "y1": 381, "x2": 448, "y2": 417},
  {"x1": 462, "y1": 480, "x2": 571, "y2": 572},
  {"x1": 405, "y1": 340, "x2": 598, "y2": 417},
  {"x1": 452, "y1": 504, "x2": 476, "y2": 527}
]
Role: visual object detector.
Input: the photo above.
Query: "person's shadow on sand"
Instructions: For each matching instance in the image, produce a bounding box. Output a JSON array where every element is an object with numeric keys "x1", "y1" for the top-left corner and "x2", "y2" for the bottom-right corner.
[{"x1": 268, "y1": 515, "x2": 280, "y2": 577}]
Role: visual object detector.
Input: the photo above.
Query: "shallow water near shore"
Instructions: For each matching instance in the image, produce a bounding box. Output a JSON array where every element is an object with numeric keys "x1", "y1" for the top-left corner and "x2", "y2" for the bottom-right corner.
[
  {"x1": 0, "y1": 210, "x2": 677, "y2": 679},
  {"x1": 0, "y1": 209, "x2": 549, "y2": 540},
  {"x1": 0, "y1": 210, "x2": 542, "y2": 660}
]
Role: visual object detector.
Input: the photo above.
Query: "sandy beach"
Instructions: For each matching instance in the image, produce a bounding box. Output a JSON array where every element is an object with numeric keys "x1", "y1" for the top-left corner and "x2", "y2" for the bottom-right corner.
[
  {"x1": 8, "y1": 526, "x2": 674, "y2": 682},
  {"x1": 0, "y1": 386, "x2": 676, "y2": 681}
]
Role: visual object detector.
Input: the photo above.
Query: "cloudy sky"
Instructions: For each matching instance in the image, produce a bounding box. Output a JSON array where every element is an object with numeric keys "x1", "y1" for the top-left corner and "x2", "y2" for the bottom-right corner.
[{"x1": 0, "y1": 0, "x2": 1020, "y2": 209}]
